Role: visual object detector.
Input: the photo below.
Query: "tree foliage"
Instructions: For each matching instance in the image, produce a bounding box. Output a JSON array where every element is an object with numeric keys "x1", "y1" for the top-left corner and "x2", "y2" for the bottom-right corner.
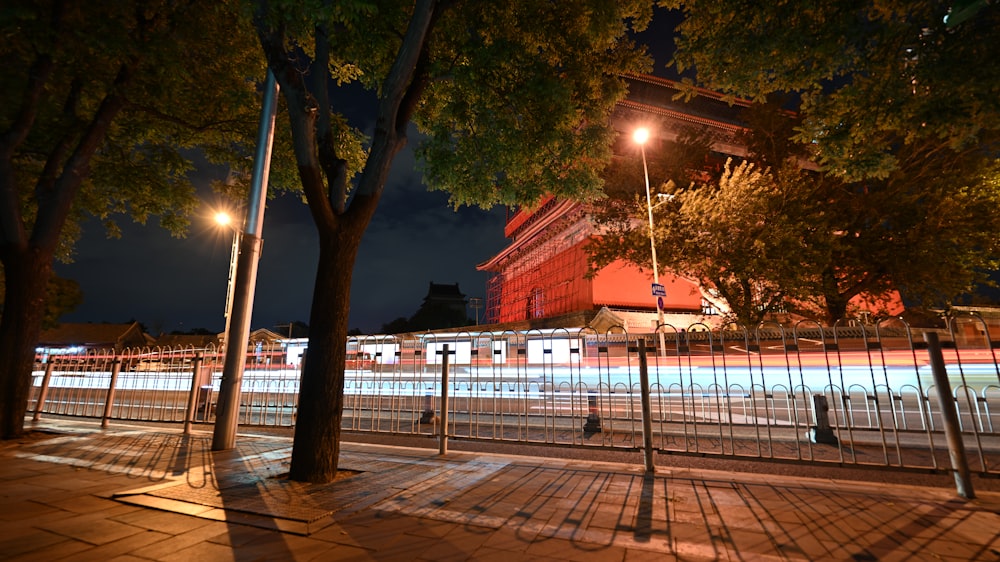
[
  {"x1": 591, "y1": 152, "x2": 816, "y2": 326},
  {"x1": 664, "y1": 0, "x2": 1000, "y2": 182},
  {"x1": 252, "y1": 0, "x2": 653, "y2": 483},
  {"x1": 794, "y1": 143, "x2": 1000, "y2": 321},
  {"x1": 604, "y1": 1, "x2": 1000, "y2": 324},
  {"x1": 0, "y1": 0, "x2": 271, "y2": 438}
]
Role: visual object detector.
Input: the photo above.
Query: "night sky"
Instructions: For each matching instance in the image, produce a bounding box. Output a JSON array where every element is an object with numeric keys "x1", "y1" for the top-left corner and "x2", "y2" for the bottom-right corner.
[
  {"x1": 53, "y1": 8, "x2": 680, "y2": 337},
  {"x1": 54, "y1": 145, "x2": 509, "y2": 336}
]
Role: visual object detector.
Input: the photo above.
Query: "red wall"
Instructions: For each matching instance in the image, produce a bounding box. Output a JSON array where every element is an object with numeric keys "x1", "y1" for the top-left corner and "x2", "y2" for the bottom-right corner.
[
  {"x1": 591, "y1": 260, "x2": 702, "y2": 311},
  {"x1": 494, "y1": 242, "x2": 592, "y2": 323},
  {"x1": 492, "y1": 248, "x2": 703, "y2": 324}
]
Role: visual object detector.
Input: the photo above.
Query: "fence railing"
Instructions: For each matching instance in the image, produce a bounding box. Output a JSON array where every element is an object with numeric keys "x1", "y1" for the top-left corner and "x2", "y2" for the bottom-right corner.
[{"x1": 29, "y1": 315, "x2": 1000, "y2": 482}]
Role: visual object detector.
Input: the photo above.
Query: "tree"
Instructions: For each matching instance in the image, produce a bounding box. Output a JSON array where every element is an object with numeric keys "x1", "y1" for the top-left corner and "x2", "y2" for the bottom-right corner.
[
  {"x1": 791, "y1": 142, "x2": 1000, "y2": 322},
  {"x1": 379, "y1": 317, "x2": 411, "y2": 335},
  {"x1": 664, "y1": 0, "x2": 1000, "y2": 182},
  {"x1": 0, "y1": 269, "x2": 82, "y2": 330},
  {"x1": 590, "y1": 105, "x2": 1000, "y2": 326},
  {"x1": 0, "y1": 1, "x2": 269, "y2": 438},
  {"x1": 590, "y1": 155, "x2": 816, "y2": 326},
  {"x1": 252, "y1": 0, "x2": 654, "y2": 483},
  {"x1": 647, "y1": 2, "x2": 1000, "y2": 321}
]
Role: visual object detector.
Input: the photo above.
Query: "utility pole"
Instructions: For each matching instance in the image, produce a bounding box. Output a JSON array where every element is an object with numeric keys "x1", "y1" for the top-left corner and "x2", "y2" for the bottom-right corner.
[{"x1": 212, "y1": 71, "x2": 279, "y2": 451}]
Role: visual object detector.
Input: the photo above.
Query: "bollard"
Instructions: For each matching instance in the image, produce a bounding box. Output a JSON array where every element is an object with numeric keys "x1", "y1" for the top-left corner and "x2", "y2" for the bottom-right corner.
[
  {"x1": 183, "y1": 353, "x2": 205, "y2": 435},
  {"x1": 637, "y1": 338, "x2": 655, "y2": 472},
  {"x1": 583, "y1": 394, "x2": 602, "y2": 434},
  {"x1": 925, "y1": 331, "x2": 975, "y2": 499},
  {"x1": 101, "y1": 356, "x2": 122, "y2": 429},
  {"x1": 808, "y1": 394, "x2": 839, "y2": 445},
  {"x1": 33, "y1": 360, "x2": 56, "y2": 422}
]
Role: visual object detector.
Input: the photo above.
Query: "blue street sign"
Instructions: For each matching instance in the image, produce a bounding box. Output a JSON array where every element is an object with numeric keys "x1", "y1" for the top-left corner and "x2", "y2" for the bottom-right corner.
[{"x1": 651, "y1": 283, "x2": 666, "y2": 297}]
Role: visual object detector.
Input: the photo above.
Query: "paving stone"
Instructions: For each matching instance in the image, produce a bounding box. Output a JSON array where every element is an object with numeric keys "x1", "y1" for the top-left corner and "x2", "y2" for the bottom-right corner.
[
  {"x1": 37, "y1": 516, "x2": 146, "y2": 546},
  {"x1": 158, "y1": 539, "x2": 239, "y2": 562},
  {"x1": 52, "y1": 529, "x2": 172, "y2": 562},
  {"x1": 127, "y1": 520, "x2": 231, "y2": 559},
  {"x1": 4, "y1": 419, "x2": 1000, "y2": 562},
  {"x1": 0, "y1": 528, "x2": 75, "y2": 559}
]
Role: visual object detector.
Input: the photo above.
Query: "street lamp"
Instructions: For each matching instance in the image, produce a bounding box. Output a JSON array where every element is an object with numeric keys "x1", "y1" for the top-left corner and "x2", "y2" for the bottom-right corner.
[
  {"x1": 212, "y1": 70, "x2": 279, "y2": 452},
  {"x1": 634, "y1": 127, "x2": 666, "y2": 354},
  {"x1": 469, "y1": 297, "x2": 483, "y2": 325},
  {"x1": 214, "y1": 210, "x2": 241, "y2": 353}
]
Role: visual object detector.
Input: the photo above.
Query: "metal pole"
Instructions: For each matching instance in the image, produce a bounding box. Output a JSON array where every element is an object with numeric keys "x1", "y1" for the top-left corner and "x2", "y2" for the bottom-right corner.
[
  {"x1": 101, "y1": 355, "x2": 122, "y2": 429},
  {"x1": 213, "y1": 70, "x2": 279, "y2": 451},
  {"x1": 439, "y1": 344, "x2": 450, "y2": 455},
  {"x1": 32, "y1": 360, "x2": 56, "y2": 421},
  {"x1": 925, "y1": 331, "x2": 975, "y2": 498},
  {"x1": 183, "y1": 353, "x2": 204, "y2": 435},
  {"x1": 639, "y1": 142, "x2": 667, "y2": 356},
  {"x1": 637, "y1": 338, "x2": 655, "y2": 472},
  {"x1": 221, "y1": 228, "x2": 240, "y2": 353}
]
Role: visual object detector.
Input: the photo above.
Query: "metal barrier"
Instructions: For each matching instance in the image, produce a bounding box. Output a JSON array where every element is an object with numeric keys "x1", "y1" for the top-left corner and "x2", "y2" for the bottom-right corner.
[{"x1": 28, "y1": 316, "x2": 1000, "y2": 480}]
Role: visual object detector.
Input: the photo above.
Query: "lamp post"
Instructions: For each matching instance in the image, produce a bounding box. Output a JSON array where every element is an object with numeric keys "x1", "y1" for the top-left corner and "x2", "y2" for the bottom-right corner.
[
  {"x1": 212, "y1": 70, "x2": 279, "y2": 451},
  {"x1": 634, "y1": 127, "x2": 666, "y2": 355},
  {"x1": 469, "y1": 297, "x2": 483, "y2": 325},
  {"x1": 214, "y1": 211, "x2": 241, "y2": 353}
]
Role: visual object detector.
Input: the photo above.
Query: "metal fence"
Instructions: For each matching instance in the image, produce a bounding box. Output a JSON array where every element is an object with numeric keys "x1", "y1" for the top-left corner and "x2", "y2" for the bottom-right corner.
[{"x1": 29, "y1": 314, "x2": 1000, "y2": 478}]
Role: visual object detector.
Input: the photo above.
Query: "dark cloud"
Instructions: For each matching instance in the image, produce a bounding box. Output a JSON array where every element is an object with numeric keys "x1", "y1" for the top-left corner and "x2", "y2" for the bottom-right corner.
[{"x1": 55, "y1": 139, "x2": 506, "y2": 335}]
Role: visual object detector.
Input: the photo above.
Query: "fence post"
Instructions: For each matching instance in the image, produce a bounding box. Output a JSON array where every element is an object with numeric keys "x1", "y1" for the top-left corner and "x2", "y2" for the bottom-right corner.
[
  {"x1": 637, "y1": 338, "x2": 655, "y2": 473},
  {"x1": 925, "y1": 331, "x2": 975, "y2": 499},
  {"x1": 439, "y1": 344, "x2": 450, "y2": 455},
  {"x1": 100, "y1": 355, "x2": 122, "y2": 429},
  {"x1": 32, "y1": 360, "x2": 56, "y2": 422},
  {"x1": 183, "y1": 353, "x2": 205, "y2": 435},
  {"x1": 808, "y1": 394, "x2": 839, "y2": 445}
]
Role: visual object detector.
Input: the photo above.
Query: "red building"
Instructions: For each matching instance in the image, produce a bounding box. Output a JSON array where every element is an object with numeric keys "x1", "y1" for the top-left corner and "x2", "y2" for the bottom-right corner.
[{"x1": 478, "y1": 75, "x2": 752, "y2": 332}]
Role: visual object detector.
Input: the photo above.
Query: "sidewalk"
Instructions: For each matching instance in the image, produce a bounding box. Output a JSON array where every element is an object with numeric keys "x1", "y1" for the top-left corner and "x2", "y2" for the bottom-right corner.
[{"x1": 1, "y1": 419, "x2": 999, "y2": 561}]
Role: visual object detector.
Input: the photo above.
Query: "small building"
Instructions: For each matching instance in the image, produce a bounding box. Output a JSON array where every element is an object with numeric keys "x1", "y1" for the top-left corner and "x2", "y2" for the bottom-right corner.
[
  {"x1": 36, "y1": 321, "x2": 153, "y2": 353},
  {"x1": 407, "y1": 283, "x2": 470, "y2": 331},
  {"x1": 153, "y1": 333, "x2": 221, "y2": 349}
]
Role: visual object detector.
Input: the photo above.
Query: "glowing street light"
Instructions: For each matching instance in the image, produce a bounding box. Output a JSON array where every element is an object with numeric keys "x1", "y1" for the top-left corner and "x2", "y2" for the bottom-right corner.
[
  {"x1": 214, "y1": 211, "x2": 233, "y2": 228},
  {"x1": 634, "y1": 127, "x2": 666, "y2": 354}
]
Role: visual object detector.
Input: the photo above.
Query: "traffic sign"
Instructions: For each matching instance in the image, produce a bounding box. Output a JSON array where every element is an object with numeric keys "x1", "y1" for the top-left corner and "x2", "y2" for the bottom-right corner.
[
  {"x1": 657, "y1": 297, "x2": 664, "y2": 310},
  {"x1": 651, "y1": 283, "x2": 666, "y2": 297}
]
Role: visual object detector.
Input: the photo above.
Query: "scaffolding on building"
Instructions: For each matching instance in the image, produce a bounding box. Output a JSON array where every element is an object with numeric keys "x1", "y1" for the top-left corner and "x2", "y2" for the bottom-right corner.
[{"x1": 483, "y1": 206, "x2": 592, "y2": 325}]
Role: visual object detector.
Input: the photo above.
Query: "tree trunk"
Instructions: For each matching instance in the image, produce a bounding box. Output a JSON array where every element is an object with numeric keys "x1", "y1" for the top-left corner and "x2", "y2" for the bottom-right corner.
[
  {"x1": 288, "y1": 224, "x2": 364, "y2": 483},
  {"x1": 0, "y1": 249, "x2": 54, "y2": 438}
]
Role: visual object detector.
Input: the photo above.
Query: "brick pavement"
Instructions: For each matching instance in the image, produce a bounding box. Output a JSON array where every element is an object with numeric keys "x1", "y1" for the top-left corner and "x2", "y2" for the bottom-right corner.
[{"x1": 1, "y1": 419, "x2": 999, "y2": 561}]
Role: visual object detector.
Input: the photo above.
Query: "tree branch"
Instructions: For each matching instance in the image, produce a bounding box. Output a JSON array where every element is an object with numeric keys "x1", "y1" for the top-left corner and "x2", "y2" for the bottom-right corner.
[
  {"x1": 312, "y1": 23, "x2": 349, "y2": 215},
  {"x1": 0, "y1": 53, "x2": 56, "y2": 252},
  {"x1": 120, "y1": 100, "x2": 249, "y2": 133},
  {"x1": 350, "y1": 0, "x2": 439, "y2": 228},
  {"x1": 253, "y1": 0, "x2": 335, "y2": 232},
  {"x1": 33, "y1": 62, "x2": 136, "y2": 252}
]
